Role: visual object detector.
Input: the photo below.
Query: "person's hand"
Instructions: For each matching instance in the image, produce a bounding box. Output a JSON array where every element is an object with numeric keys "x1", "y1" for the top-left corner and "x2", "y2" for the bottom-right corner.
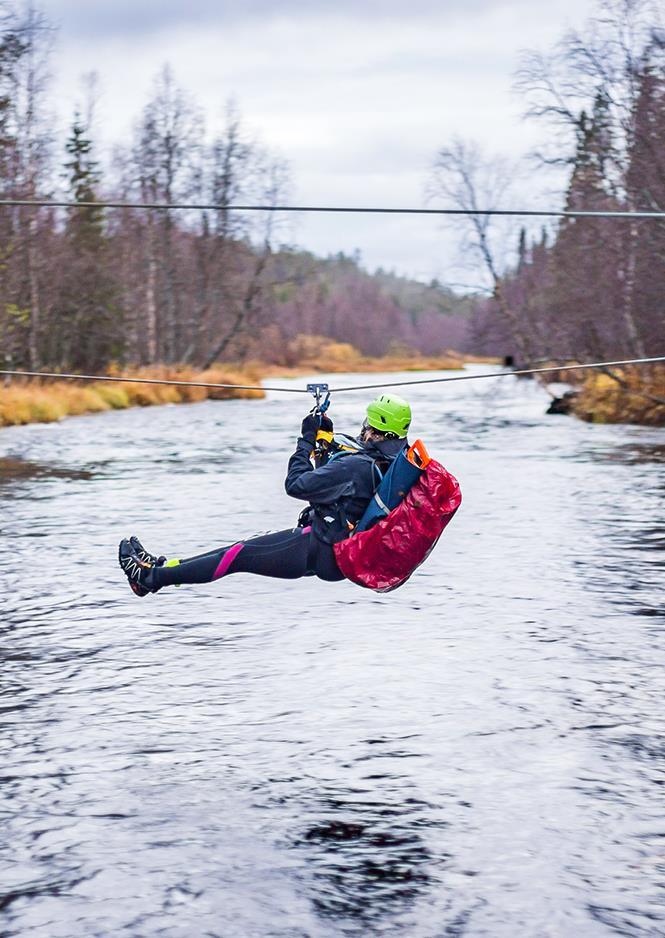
[
  {"x1": 300, "y1": 413, "x2": 321, "y2": 444},
  {"x1": 301, "y1": 412, "x2": 334, "y2": 444}
]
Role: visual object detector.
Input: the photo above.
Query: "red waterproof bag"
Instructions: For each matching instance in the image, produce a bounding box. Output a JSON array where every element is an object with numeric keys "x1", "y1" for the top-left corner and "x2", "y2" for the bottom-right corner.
[{"x1": 333, "y1": 460, "x2": 461, "y2": 593}]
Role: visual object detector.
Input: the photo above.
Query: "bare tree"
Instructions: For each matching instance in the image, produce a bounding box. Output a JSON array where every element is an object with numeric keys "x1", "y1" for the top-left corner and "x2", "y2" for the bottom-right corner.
[
  {"x1": 187, "y1": 100, "x2": 255, "y2": 364},
  {"x1": 429, "y1": 138, "x2": 534, "y2": 362},
  {"x1": 131, "y1": 64, "x2": 203, "y2": 363},
  {"x1": 0, "y1": 2, "x2": 54, "y2": 370},
  {"x1": 202, "y1": 153, "x2": 290, "y2": 368}
]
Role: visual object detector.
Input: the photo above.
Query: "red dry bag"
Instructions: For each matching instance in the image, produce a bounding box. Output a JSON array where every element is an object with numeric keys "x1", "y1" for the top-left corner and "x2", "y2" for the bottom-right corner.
[{"x1": 333, "y1": 459, "x2": 461, "y2": 593}]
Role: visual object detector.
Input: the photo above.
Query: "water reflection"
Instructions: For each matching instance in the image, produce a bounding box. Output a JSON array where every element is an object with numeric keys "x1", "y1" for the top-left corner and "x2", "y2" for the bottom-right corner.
[
  {"x1": 0, "y1": 455, "x2": 93, "y2": 485},
  {"x1": 588, "y1": 441, "x2": 665, "y2": 464},
  {"x1": 573, "y1": 518, "x2": 664, "y2": 619},
  {"x1": 297, "y1": 781, "x2": 436, "y2": 926}
]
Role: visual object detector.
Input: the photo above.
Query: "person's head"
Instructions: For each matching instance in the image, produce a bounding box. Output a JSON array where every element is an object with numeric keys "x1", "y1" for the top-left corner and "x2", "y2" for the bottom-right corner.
[{"x1": 360, "y1": 394, "x2": 412, "y2": 443}]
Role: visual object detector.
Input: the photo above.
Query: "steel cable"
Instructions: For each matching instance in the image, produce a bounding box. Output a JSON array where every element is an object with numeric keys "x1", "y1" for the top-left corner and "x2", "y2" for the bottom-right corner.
[
  {"x1": 1, "y1": 356, "x2": 663, "y2": 396},
  {"x1": 329, "y1": 356, "x2": 665, "y2": 392},
  {"x1": 1, "y1": 198, "x2": 665, "y2": 219}
]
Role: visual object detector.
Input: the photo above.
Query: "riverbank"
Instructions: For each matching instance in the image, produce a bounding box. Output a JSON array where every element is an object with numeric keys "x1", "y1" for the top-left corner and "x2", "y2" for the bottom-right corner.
[
  {"x1": 0, "y1": 349, "x2": 468, "y2": 429},
  {"x1": 565, "y1": 365, "x2": 665, "y2": 426},
  {"x1": 247, "y1": 333, "x2": 467, "y2": 376},
  {"x1": 0, "y1": 365, "x2": 265, "y2": 428}
]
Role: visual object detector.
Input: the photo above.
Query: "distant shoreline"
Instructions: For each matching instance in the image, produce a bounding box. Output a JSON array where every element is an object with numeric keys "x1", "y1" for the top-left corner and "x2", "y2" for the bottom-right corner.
[
  {"x1": 0, "y1": 353, "x2": 495, "y2": 430},
  {"x1": 1, "y1": 357, "x2": 662, "y2": 429}
]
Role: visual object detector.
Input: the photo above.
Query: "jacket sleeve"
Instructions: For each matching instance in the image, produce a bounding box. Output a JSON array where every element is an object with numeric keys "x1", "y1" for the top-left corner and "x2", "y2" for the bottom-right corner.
[{"x1": 285, "y1": 439, "x2": 356, "y2": 504}]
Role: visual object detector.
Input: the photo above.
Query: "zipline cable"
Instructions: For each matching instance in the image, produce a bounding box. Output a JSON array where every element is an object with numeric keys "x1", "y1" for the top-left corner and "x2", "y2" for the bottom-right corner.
[
  {"x1": 1, "y1": 356, "x2": 663, "y2": 396},
  {"x1": 1, "y1": 198, "x2": 665, "y2": 219},
  {"x1": 329, "y1": 356, "x2": 665, "y2": 392},
  {"x1": 0, "y1": 369, "x2": 304, "y2": 394}
]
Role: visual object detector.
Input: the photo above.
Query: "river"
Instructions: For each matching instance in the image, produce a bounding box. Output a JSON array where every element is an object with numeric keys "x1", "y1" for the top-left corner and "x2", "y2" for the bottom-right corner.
[{"x1": 1, "y1": 366, "x2": 663, "y2": 937}]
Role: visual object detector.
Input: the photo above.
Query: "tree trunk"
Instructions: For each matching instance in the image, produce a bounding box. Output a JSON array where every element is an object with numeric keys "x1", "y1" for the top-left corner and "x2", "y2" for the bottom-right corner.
[
  {"x1": 145, "y1": 218, "x2": 157, "y2": 363},
  {"x1": 202, "y1": 244, "x2": 270, "y2": 369},
  {"x1": 622, "y1": 217, "x2": 646, "y2": 357},
  {"x1": 27, "y1": 214, "x2": 41, "y2": 369}
]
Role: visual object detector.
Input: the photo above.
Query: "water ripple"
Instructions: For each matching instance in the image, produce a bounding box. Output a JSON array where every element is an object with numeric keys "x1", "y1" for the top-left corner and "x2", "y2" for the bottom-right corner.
[{"x1": 1, "y1": 369, "x2": 664, "y2": 936}]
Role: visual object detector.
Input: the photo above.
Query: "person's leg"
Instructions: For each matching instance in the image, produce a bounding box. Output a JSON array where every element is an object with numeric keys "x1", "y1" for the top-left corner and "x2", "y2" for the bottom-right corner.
[
  {"x1": 152, "y1": 527, "x2": 312, "y2": 588},
  {"x1": 307, "y1": 535, "x2": 346, "y2": 582}
]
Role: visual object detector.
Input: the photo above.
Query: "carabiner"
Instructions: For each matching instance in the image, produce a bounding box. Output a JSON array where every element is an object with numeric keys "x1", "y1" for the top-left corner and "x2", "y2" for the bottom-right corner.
[{"x1": 306, "y1": 382, "x2": 330, "y2": 415}]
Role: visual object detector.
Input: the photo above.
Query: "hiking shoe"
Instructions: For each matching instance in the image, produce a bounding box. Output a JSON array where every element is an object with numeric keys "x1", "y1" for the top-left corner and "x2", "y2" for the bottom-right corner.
[
  {"x1": 129, "y1": 535, "x2": 166, "y2": 569},
  {"x1": 118, "y1": 537, "x2": 160, "y2": 597}
]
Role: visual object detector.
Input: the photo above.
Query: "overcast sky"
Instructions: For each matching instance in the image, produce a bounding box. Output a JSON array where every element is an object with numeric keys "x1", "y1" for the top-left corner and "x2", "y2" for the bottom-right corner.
[{"x1": 39, "y1": 0, "x2": 600, "y2": 284}]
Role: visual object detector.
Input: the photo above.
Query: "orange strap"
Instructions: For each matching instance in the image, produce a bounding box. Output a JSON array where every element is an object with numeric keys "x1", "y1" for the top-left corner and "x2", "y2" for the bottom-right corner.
[{"x1": 406, "y1": 439, "x2": 431, "y2": 469}]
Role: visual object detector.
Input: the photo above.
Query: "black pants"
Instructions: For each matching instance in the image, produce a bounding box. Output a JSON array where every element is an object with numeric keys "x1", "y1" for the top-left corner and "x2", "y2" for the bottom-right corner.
[{"x1": 151, "y1": 527, "x2": 345, "y2": 589}]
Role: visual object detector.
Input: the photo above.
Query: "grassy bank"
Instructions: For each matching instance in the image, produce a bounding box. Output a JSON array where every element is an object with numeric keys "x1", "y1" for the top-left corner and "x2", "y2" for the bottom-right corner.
[
  {"x1": 257, "y1": 336, "x2": 466, "y2": 376},
  {"x1": 0, "y1": 340, "x2": 487, "y2": 430},
  {"x1": 570, "y1": 366, "x2": 665, "y2": 426},
  {"x1": 0, "y1": 365, "x2": 265, "y2": 428}
]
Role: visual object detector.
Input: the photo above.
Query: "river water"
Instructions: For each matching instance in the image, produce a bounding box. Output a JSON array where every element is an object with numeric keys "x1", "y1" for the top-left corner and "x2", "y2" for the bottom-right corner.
[{"x1": 0, "y1": 366, "x2": 663, "y2": 937}]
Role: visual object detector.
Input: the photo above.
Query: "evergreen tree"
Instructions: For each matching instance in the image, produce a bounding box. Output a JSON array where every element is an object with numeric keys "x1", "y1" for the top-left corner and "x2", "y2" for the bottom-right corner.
[
  {"x1": 50, "y1": 113, "x2": 122, "y2": 370},
  {"x1": 65, "y1": 114, "x2": 103, "y2": 241},
  {"x1": 625, "y1": 44, "x2": 665, "y2": 352},
  {"x1": 549, "y1": 103, "x2": 624, "y2": 358}
]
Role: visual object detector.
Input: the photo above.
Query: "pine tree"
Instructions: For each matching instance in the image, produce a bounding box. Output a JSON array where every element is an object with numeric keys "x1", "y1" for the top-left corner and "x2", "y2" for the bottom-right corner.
[
  {"x1": 64, "y1": 114, "x2": 103, "y2": 248},
  {"x1": 625, "y1": 44, "x2": 665, "y2": 353},
  {"x1": 51, "y1": 113, "x2": 122, "y2": 370},
  {"x1": 550, "y1": 104, "x2": 624, "y2": 358}
]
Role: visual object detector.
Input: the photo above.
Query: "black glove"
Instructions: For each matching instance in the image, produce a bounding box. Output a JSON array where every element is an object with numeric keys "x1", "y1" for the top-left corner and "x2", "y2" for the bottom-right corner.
[
  {"x1": 300, "y1": 412, "x2": 334, "y2": 444},
  {"x1": 301, "y1": 413, "x2": 320, "y2": 444}
]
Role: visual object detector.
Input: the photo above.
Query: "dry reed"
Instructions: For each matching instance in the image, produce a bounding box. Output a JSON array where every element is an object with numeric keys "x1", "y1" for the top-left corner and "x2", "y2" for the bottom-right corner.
[
  {"x1": 0, "y1": 364, "x2": 266, "y2": 429},
  {"x1": 572, "y1": 365, "x2": 665, "y2": 426}
]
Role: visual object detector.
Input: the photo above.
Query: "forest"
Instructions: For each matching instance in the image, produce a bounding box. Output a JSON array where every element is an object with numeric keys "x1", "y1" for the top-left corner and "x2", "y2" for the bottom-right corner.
[
  {"x1": 0, "y1": 3, "x2": 472, "y2": 375},
  {"x1": 429, "y1": 1, "x2": 664, "y2": 382},
  {"x1": 0, "y1": 0, "x2": 663, "y2": 424}
]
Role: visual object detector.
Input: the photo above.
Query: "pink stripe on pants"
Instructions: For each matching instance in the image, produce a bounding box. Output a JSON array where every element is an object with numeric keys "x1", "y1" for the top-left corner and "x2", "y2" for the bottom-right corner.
[{"x1": 213, "y1": 543, "x2": 244, "y2": 580}]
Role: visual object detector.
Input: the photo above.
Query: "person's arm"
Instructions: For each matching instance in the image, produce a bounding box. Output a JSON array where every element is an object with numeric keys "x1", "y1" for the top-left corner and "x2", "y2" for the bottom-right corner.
[{"x1": 285, "y1": 414, "x2": 355, "y2": 503}]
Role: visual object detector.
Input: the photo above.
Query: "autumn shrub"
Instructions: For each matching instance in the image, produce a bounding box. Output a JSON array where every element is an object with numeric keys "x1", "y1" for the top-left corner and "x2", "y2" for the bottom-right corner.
[
  {"x1": 0, "y1": 388, "x2": 42, "y2": 425},
  {"x1": 202, "y1": 367, "x2": 265, "y2": 400},
  {"x1": 0, "y1": 386, "x2": 65, "y2": 425},
  {"x1": 277, "y1": 334, "x2": 462, "y2": 373},
  {"x1": 57, "y1": 386, "x2": 110, "y2": 416},
  {"x1": 119, "y1": 379, "x2": 181, "y2": 407},
  {"x1": 92, "y1": 383, "x2": 130, "y2": 409},
  {"x1": 28, "y1": 392, "x2": 68, "y2": 423},
  {"x1": 364, "y1": 352, "x2": 464, "y2": 372},
  {"x1": 138, "y1": 366, "x2": 208, "y2": 403},
  {"x1": 0, "y1": 364, "x2": 267, "y2": 429},
  {"x1": 572, "y1": 366, "x2": 665, "y2": 426}
]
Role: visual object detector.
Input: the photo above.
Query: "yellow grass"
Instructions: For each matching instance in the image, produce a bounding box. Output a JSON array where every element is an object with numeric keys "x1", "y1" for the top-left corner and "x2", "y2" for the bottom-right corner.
[
  {"x1": 0, "y1": 338, "x2": 478, "y2": 431},
  {"x1": 571, "y1": 365, "x2": 665, "y2": 426},
  {"x1": 258, "y1": 335, "x2": 465, "y2": 376},
  {"x1": 0, "y1": 364, "x2": 266, "y2": 429}
]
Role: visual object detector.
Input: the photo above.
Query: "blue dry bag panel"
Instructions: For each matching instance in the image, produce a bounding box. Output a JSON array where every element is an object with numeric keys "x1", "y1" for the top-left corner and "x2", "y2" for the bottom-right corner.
[{"x1": 355, "y1": 448, "x2": 422, "y2": 533}]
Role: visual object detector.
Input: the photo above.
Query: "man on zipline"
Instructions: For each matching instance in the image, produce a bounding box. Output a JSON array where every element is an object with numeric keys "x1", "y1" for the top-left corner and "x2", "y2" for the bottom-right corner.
[{"x1": 118, "y1": 395, "x2": 412, "y2": 595}]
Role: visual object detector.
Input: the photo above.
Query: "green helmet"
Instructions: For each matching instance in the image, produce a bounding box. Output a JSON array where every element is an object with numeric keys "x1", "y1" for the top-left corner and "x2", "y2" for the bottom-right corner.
[{"x1": 366, "y1": 394, "x2": 412, "y2": 438}]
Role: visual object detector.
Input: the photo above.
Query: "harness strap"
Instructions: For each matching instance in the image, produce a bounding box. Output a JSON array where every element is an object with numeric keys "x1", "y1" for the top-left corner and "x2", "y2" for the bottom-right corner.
[
  {"x1": 312, "y1": 448, "x2": 388, "y2": 540},
  {"x1": 372, "y1": 490, "x2": 390, "y2": 516}
]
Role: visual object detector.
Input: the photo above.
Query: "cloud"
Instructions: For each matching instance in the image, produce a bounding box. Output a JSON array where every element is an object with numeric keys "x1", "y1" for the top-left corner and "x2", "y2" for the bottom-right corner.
[
  {"x1": 42, "y1": 0, "x2": 597, "y2": 279},
  {"x1": 42, "y1": 0, "x2": 509, "y2": 39}
]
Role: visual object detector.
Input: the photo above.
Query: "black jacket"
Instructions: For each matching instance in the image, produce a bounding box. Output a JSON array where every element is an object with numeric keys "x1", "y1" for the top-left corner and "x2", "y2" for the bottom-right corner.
[{"x1": 285, "y1": 434, "x2": 405, "y2": 543}]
